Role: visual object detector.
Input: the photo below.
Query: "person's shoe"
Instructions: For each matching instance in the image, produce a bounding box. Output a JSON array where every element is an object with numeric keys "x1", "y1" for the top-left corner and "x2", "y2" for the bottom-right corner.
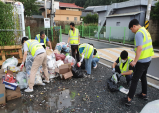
[
  {"x1": 93, "y1": 64, "x2": 97, "y2": 69},
  {"x1": 121, "y1": 97, "x2": 132, "y2": 106},
  {"x1": 43, "y1": 80, "x2": 50, "y2": 83},
  {"x1": 25, "y1": 87, "x2": 33, "y2": 92},
  {"x1": 136, "y1": 93, "x2": 148, "y2": 100}
]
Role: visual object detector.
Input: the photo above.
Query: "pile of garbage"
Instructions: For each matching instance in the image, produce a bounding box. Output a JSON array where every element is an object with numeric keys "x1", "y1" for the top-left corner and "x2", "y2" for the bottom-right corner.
[{"x1": 0, "y1": 42, "x2": 85, "y2": 105}]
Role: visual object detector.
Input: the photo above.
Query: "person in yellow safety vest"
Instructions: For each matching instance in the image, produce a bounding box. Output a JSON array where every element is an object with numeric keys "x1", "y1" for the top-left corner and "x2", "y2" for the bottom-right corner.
[
  {"x1": 121, "y1": 19, "x2": 154, "y2": 106},
  {"x1": 88, "y1": 43, "x2": 100, "y2": 69},
  {"x1": 35, "y1": 31, "x2": 52, "y2": 50},
  {"x1": 67, "y1": 22, "x2": 80, "y2": 62},
  {"x1": 112, "y1": 50, "x2": 133, "y2": 86},
  {"x1": 20, "y1": 37, "x2": 50, "y2": 93},
  {"x1": 77, "y1": 43, "x2": 94, "y2": 76}
]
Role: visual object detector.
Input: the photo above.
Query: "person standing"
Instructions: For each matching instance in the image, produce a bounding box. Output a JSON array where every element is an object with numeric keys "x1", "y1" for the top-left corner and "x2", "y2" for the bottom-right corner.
[
  {"x1": 122, "y1": 19, "x2": 154, "y2": 106},
  {"x1": 77, "y1": 43, "x2": 94, "y2": 75},
  {"x1": 20, "y1": 37, "x2": 50, "y2": 92},
  {"x1": 35, "y1": 31, "x2": 52, "y2": 49},
  {"x1": 112, "y1": 50, "x2": 133, "y2": 86},
  {"x1": 67, "y1": 22, "x2": 80, "y2": 62}
]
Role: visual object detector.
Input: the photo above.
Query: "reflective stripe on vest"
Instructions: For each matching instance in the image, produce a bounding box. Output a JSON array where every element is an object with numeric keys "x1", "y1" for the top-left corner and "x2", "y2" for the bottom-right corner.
[
  {"x1": 134, "y1": 27, "x2": 154, "y2": 60},
  {"x1": 118, "y1": 57, "x2": 133, "y2": 77},
  {"x1": 78, "y1": 43, "x2": 93, "y2": 59},
  {"x1": 36, "y1": 34, "x2": 47, "y2": 47},
  {"x1": 94, "y1": 48, "x2": 100, "y2": 58},
  {"x1": 69, "y1": 28, "x2": 79, "y2": 44},
  {"x1": 25, "y1": 40, "x2": 43, "y2": 57}
]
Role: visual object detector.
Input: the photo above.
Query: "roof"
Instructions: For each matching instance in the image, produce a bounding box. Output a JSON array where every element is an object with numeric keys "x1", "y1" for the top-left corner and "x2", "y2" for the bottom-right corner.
[
  {"x1": 107, "y1": 11, "x2": 143, "y2": 18},
  {"x1": 59, "y1": 2, "x2": 83, "y2": 9}
]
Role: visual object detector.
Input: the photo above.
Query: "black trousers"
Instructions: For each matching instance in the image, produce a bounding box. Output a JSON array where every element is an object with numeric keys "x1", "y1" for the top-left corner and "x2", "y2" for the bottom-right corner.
[
  {"x1": 71, "y1": 45, "x2": 80, "y2": 62},
  {"x1": 128, "y1": 61, "x2": 151, "y2": 99}
]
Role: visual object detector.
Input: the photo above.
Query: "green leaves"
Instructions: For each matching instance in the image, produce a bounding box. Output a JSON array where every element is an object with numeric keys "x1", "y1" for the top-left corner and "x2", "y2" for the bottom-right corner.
[
  {"x1": 83, "y1": 13, "x2": 98, "y2": 24},
  {"x1": 151, "y1": 2, "x2": 159, "y2": 20}
]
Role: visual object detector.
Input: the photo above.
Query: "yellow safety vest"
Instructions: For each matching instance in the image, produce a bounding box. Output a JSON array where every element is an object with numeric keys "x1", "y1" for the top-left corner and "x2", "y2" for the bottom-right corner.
[
  {"x1": 94, "y1": 48, "x2": 100, "y2": 58},
  {"x1": 69, "y1": 28, "x2": 79, "y2": 44},
  {"x1": 118, "y1": 57, "x2": 133, "y2": 77},
  {"x1": 134, "y1": 27, "x2": 154, "y2": 60},
  {"x1": 25, "y1": 40, "x2": 43, "y2": 57},
  {"x1": 36, "y1": 34, "x2": 47, "y2": 47},
  {"x1": 78, "y1": 43, "x2": 93, "y2": 59}
]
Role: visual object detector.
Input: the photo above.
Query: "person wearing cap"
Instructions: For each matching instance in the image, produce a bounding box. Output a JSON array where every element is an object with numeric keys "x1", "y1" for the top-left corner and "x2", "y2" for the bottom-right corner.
[
  {"x1": 35, "y1": 31, "x2": 52, "y2": 49},
  {"x1": 20, "y1": 37, "x2": 50, "y2": 92},
  {"x1": 67, "y1": 22, "x2": 80, "y2": 62},
  {"x1": 77, "y1": 43, "x2": 94, "y2": 76},
  {"x1": 112, "y1": 50, "x2": 133, "y2": 86}
]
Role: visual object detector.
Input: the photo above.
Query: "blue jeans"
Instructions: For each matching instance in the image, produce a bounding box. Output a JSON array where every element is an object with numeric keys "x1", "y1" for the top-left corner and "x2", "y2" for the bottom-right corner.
[
  {"x1": 92, "y1": 58, "x2": 99, "y2": 68},
  {"x1": 85, "y1": 50, "x2": 94, "y2": 75}
]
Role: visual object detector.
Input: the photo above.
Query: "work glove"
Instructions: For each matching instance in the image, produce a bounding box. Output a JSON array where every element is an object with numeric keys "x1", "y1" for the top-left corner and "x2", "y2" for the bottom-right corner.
[
  {"x1": 51, "y1": 49, "x2": 53, "y2": 51},
  {"x1": 112, "y1": 68, "x2": 115, "y2": 73},
  {"x1": 77, "y1": 62, "x2": 81, "y2": 67},
  {"x1": 20, "y1": 62, "x2": 24, "y2": 70}
]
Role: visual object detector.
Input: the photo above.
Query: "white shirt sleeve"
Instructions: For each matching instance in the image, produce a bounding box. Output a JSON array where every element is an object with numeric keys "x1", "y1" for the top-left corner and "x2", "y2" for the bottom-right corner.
[
  {"x1": 80, "y1": 54, "x2": 84, "y2": 62},
  {"x1": 24, "y1": 43, "x2": 28, "y2": 52}
]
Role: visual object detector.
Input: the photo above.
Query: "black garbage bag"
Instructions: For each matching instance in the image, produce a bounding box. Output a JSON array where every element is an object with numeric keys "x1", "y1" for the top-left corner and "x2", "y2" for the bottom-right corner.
[
  {"x1": 72, "y1": 65, "x2": 85, "y2": 78},
  {"x1": 107, "y1": 78, "x2": 119, "y2": 92}
]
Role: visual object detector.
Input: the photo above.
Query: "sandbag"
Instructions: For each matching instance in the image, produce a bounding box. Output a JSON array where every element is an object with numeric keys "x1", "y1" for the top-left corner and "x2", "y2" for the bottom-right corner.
[
  {"x1": 72, "y1": 65, "x2": 85, "y2": 78},
  {"x1": 2, "y1": 56, "x2": 18, "y2": 69},
  {"x1": 16, "y1": 72, "x2": 28, "y2": 89}
]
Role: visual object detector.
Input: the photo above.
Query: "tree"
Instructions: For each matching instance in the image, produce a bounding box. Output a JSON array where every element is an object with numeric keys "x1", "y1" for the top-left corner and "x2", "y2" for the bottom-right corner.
[
  {"x1": 15, "y1": 0, "x2": 38, "y2": 16},
  {"x1": 83, "y1": 13, "x2": 98, "y2": 24},
  {"x1": 151, "y1": 1, "x2": 159, "y2": 20}
]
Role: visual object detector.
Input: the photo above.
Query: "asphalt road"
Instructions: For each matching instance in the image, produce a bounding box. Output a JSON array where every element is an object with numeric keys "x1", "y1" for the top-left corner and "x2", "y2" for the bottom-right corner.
[{"x1": 61, "y1": 34, "x2": 159, "y2": 78}]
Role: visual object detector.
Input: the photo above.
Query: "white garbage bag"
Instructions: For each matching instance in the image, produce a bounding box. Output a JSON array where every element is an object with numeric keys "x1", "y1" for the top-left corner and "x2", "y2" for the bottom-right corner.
[
  {"x1": 55, "y1": 60, "x2": 64, "y2": 68},
  {"x1": 64, "y1": 55, "x2": 76, "y2": 66},
  {"x1": 47, "y1": 53, "x2": 56, "y2": 70},
  {"x1": 2, "y1": 56, "x2": 18, "y2": 69},
  {"x1": 26, "y1": 70, "x2": 45, "y2": 86},
  {"x1": 16, "y1": 72, "x2": 28, "y2": 89},
  {"x1": 110, "y1": 73, "x2": 118, "y2": 84},
  {"x1": 4, "y1": 65, "x2": 20, "y2": 73},
  {"x1": 140, "y1": 100, "x2": 159, "y2": 113}
]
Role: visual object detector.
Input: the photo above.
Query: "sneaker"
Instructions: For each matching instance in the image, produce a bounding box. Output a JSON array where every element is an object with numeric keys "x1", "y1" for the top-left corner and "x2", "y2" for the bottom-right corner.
[
  {"x1": 93, "y1": 64, "x2": 97, "y2": 69},
  {"x1": 25, "y1": 87, "x2": 33, "y2": 92},
  {"x1": 121, "y1": 97, "x2": 132, "y2": 106},
  {"x1": 43, "y1": 80, "x2": 50, "y2": 83},
  {"x1": 136, "y1": 93, "x2": 148, "y2": 100}
]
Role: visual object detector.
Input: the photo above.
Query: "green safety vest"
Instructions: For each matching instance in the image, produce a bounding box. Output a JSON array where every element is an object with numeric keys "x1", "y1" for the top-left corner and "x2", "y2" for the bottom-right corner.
[
  {"x1": 118, "y1": 57, "x2": 133, "y2": 77},
  {"x1": 69, "y1": 28, "x2": 79, "y2": 44},
  {"x1": 78, "y1": 43, "x2": 93, "y2": 59},
  {"x1": 25, "y1": 40, "x2": 43, "y2": 57},
  {"x1": 134, "y1": 27, "x2": 154, "y2": 60},
  {"x1": 94, "y1": 48, "x2": 100, "y2": 58},
  {"x1": 36, "y1": 34, "x2": 47, "y2": 47}
]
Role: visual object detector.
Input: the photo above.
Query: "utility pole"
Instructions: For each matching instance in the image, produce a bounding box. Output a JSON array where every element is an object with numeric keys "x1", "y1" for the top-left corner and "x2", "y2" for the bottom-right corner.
[
  {"x1": 145, "y1": 0, "x2": 152, "y2": 31},
  {"x1": 50, "y1": 0, "x2": 54, "y2": 27}
]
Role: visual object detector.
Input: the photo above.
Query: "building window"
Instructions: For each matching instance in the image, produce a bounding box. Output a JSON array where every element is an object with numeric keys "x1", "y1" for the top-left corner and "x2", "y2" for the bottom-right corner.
[
  {"x1": 116, "y1": 22, "x2": 120, "y2": 26},
  {"x1": 67, "y1": 17, "x2": 69, "y2": 20},
  {"x1": 74, "y1": 17, "x2": 77, "y2": 21}
]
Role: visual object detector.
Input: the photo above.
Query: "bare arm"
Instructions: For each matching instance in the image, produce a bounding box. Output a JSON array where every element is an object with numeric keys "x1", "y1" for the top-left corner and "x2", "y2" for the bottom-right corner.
[
  {"x1": 67, "y1": 37, "x2": 70, "y2": 43},
  {"x1": 22, "y1": 51, "x2": 27, "y2": 63},
  {"x1": 112, "y1": 62, "x2": 117, "y2": 68},
  {"x1": 48, "y1": 41, "x2": 52, "y2": 49},
  {"x1": 130, "y1": 45, "x2": 142, "y2": 67},
  {"x1": 121, "y1": 70, "x2": 133, "y2": 76}
]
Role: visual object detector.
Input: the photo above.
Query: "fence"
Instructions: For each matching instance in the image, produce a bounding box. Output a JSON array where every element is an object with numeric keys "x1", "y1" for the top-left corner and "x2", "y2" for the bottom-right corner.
[
  {"x1": 25, "y1": 26, "x2": 62, "y2": 49},
  {"x1": 64, "y1": 25, "x2": 134, "y2": 45}
]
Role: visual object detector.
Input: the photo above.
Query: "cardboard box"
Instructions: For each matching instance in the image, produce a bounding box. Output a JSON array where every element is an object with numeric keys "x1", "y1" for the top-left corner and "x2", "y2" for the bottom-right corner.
[
  {"x1": 55, "y1": 63, "x2": 73, "y2": 79},
  {"x1": 3, "y1": 81, "x2": 18, "y2": 91},
  {"x1": 0, "y1": 84, "x2": 6, "y2": 104},
  {"x1": 6, "y1": 87, "x2": 21, "y2": 101}
]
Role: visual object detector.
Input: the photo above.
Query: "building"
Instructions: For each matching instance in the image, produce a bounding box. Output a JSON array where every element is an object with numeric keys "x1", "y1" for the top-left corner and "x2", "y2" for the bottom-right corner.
[
  {"x1": 84, "y1": 0, "x2": 157, "y2": 41},
  {"x1": 38, "y1": 1, "x2": 83, "y2": 22}
]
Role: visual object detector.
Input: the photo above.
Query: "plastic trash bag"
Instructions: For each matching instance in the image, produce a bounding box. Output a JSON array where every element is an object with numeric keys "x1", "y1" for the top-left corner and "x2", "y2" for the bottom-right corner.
[
  {"x1": 47, "y1": 53, "x2": 56, "y2": 70},
  {"x1": 4, "y1": 66, "x2": 20, "y2": 73},
  {"x1": 110, "y1": 73, "x2": 119, "y2": 84},
  {"x1": 140, "y1": 100, "x2": 159, "y2": 113},
  {"x1": 55, "y1": 53, "x2": 66, "y2": 61},
  {"x1": 64, "y1": 55, "x2": 76, "y2": 66},
  {"x1": 25, "y1": 55, "x2": 34, "y2": 72},
  {"x1": 16, "y1": 72, "x2": 28, "y2": 89},
  {"x1": 2, "y1": 56, "x2": 18, "y2": 69},
  {"x1": 27, "y1": 70, "x2": 45, "y2": 86},
  {"x1": 72, "y1": 65, "x2": 85, "y2": 78},
  {"x1": 55, "y1": 60, "x2": 64, "y2": 68},
  {"x1": 107, "y1": 79, "x2": 119, "y2": 92}
]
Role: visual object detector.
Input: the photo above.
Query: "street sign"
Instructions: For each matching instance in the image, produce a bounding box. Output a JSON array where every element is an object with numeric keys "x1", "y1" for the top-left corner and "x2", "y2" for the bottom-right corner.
[{"x1": 44, "y1": 18, "x2": 50, "y2": 28}]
